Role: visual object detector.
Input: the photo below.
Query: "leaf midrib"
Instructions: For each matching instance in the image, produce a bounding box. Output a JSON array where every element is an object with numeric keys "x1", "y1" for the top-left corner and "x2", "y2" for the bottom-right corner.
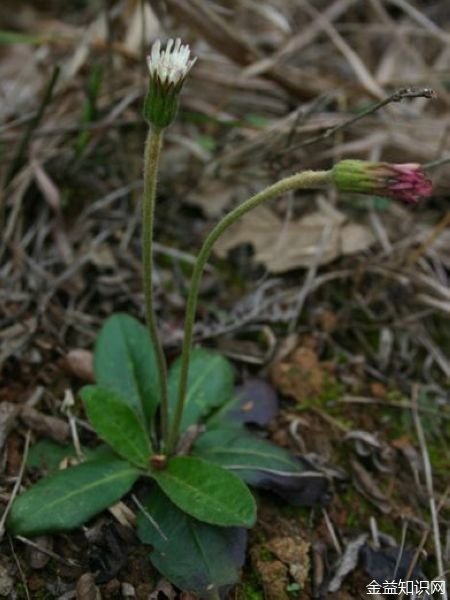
[
  {"x1": 26, "y1": 466, "x2": 138, "y2": 519},
  {"x1": 106, "y1": 408, "x2": 149, "y2": 466},
  {"x1": 196, "y1": 446, "x2": 299, "y2": 469},
  {"x1": 185, "y1": 355, "x2": 225, "y2": 408},
  {"x1": 157, "y1": 471, "x2": 249, "y2": 523},
  {"x1": 121, "y1": 320, "x2": 149, "y2": 418},
  {"x1": 190, "y1": 520, "x2": 215, "y2": 587}
]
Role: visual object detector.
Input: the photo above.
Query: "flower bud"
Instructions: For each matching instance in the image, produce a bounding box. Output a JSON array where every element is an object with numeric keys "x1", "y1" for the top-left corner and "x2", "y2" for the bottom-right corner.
[
  {"x1": 332, "y1": 160, "x2": 432, "y2": 204},
  {"x1": 144, "y1": 38, "x2": 197, "y2": 129}
]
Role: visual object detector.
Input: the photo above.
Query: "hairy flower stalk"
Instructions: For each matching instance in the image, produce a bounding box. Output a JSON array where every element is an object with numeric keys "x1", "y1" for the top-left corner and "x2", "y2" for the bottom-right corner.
[
  {"x1": 167, "y1": 159, "x2": 433, "y2": 452},
  {"x1": 143, "y1": 39, "x2": 196, "y2": 451},
  {"x1": 141, "y1": 43, "x2": 433, "y2": 455},
  {"x1": 332, "y1": 160, "x2": 432, "y2": 204},
  {"x1": 142, "y1": 130, "x2": 168, "y2": 448},
  {"x1": 167, "y1": 170, "x2": 333, "y2": 453}
]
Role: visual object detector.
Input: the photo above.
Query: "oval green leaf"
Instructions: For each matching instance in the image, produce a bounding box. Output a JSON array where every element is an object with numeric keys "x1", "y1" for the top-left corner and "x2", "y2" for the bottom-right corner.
[
  {"x1": 150, "y1": 456, "x2": 256, "y2": 527},
  {"x1": 168, "y1": 349, "x2": 234, "y2": 432},
  {"x1": 94, "y1": 314, "x2": 161, "y2": 428},
  {"x1": 81, "y1": 386, "x2": 151, "y2": 468},
  {"x1": 7, "y1": 458, "x2": 140, "y2": 536},
  {"x1": 137, "y1": 486, "x2": 247, "y2": 597}
]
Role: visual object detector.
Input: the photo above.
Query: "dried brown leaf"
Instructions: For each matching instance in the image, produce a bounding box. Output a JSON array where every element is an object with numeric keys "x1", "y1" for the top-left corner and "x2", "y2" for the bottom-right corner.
[
  {"x1": 328, "y1": 534, "x2": 368, "y2": 593},
  {"x1": 187, "y1": 180, "x2": 246, "y2": 218},
  {"x1": 350, "y1": 458, "x2": 391, "y2": 514},
  {"x1": 165, "y1": 0, "x2": 332, "y2": 98},
  {"x1": 32, "y1": 162, "x2": 60, "y2": 213},
  {"x1": 0, "y1": 45, "x2": 41, "y2": 120},
  {"x1": 123, "y1": 0, "x2": 160, "y2": 54},
  {"x1": 60, "y1": 13, "x2": 107, "y2": 84},
  {"x1": 76, "y1": 572, "x2": 101, "y2": 600},
  {"x1": 214, "y1": 205, "x2": 374, "y2": 273},
  {"x1": 20, "y1": 406, "x2": 69, "y2": 443}
]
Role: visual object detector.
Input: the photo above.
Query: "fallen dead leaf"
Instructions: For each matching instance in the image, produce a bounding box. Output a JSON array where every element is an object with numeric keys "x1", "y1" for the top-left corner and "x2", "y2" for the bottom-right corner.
[
  {"x1": 214, "y1": 203, "x2": 375, "y2": 272},
  {"x1": 59, "y1": 12, "x2": 106, "y2": 84},
  {"x1": 328, "y1": 534, "x2": 368, "y2": 593},
  {"x1": 350, "y1": 458, "x2": 391, "y2": 514},
  {"x1": 32, "y1": 162, "x2": 74, "y2": 265},
  {"x1": 76, "y1": 572, "x2": 101, "y2": 600},
  {"x1": 123, "y1": 0, "x2": 160, "y2": 55},
  {"x1": 20, "y1": 406, "x2": 69, "y2": 443},
  {"x1": 0, "y1": 45, "x2": 42, "y2": 121},
  {"x1": 186, "y1": 179, "x2": 248, "y2": 218},
  {"x1": 340, "y1": 222, "x2": 374, "y2": 255},
  {"x1": 345, "y1": 430, "x2": 393, "y2": 473}
]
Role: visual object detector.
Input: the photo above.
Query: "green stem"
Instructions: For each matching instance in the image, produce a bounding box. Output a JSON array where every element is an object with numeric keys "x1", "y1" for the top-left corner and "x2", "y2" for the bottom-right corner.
[
  {"x1": 167, "y1": 169, "x2": 332, "y2": 452},
  {"x1": 143, "y1": 126, "x2": 169, "y2": 450}
]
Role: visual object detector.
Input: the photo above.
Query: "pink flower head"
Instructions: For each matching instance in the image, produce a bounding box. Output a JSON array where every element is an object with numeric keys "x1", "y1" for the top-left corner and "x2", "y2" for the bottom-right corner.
[
  {"x1": 386, "y1": 163, "x2": 433, "y2": 204},
  {"x1": 332, "y1": 160, "x2": 433, "y2": 205}
]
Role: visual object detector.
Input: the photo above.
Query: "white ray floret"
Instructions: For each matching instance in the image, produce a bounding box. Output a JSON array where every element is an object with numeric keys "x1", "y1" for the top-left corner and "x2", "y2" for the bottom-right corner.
[{"x1": 147, "y1": 38, "x2": 197, "y2": 87}]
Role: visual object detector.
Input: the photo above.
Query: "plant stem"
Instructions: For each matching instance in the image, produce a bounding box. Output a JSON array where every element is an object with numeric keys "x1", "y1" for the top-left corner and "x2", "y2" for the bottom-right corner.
[
  {"x1": 143, "y1": 126, "x2": 169, "y2": 450},
  {"x1": 167, "y1": 169, "x2": 332, "y2": 452}
]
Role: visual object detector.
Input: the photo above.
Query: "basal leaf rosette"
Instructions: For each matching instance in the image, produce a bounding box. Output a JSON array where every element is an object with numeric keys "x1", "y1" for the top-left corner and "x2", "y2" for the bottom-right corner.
[
  {"x1": 144, "y1": 38, "x2": 197, "y2": 129},
  {"x1": 332, "y1": 160, "x2": 432, "y2": 204}
]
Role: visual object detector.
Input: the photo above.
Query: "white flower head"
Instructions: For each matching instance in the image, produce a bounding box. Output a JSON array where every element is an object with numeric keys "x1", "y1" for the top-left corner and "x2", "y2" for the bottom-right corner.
[
  {"x1": 144, "y1": 38, "x2": 196, "y2": 127},
  {"x1": 147, "y1": 38, "x2": 197, "y2": 89}
]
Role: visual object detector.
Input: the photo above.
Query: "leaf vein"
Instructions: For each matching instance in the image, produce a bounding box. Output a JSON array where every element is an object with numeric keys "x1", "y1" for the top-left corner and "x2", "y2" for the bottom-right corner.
[{"x1": 29, "y1": 467, "x2": 138, "y2": 519}]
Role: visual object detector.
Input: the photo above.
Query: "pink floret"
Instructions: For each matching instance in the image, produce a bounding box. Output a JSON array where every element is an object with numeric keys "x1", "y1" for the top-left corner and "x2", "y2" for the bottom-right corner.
[{"x1": 388, "y1": 164, "x2": 433, "y2": 204}]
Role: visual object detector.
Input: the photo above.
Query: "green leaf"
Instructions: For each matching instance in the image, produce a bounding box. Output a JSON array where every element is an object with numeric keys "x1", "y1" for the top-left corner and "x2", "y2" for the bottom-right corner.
[
  {"x1": 150, "y1": 456, "x2": 256, "y2": 527},
  {"x1": 137, "y1": 486, "x2": 247, "y2": 598},
  {"x1": 27, "y1": 440, "x2": 77, "y2": 473},
  {"x1": 94, "y1": 314, "x2": 161, "y2": 428},
  {"x1": 193, "y1": 427, "x2": 302, "y2": 475},
  {"x1": 193, "y1": 427, "x2": 328, "y2": 506},
  {"x1": 81, "y1": 386, "x2": 151, "y2": 469},
  {"x1": 27, "y1": 440, "x2": 123, "y2": 474},
  {"x1": 168, "y1": 349, "x2": 234, "y2": 432},
  {"x1": 7, "y1": 458, "x2": 140, "y2": 536}
]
